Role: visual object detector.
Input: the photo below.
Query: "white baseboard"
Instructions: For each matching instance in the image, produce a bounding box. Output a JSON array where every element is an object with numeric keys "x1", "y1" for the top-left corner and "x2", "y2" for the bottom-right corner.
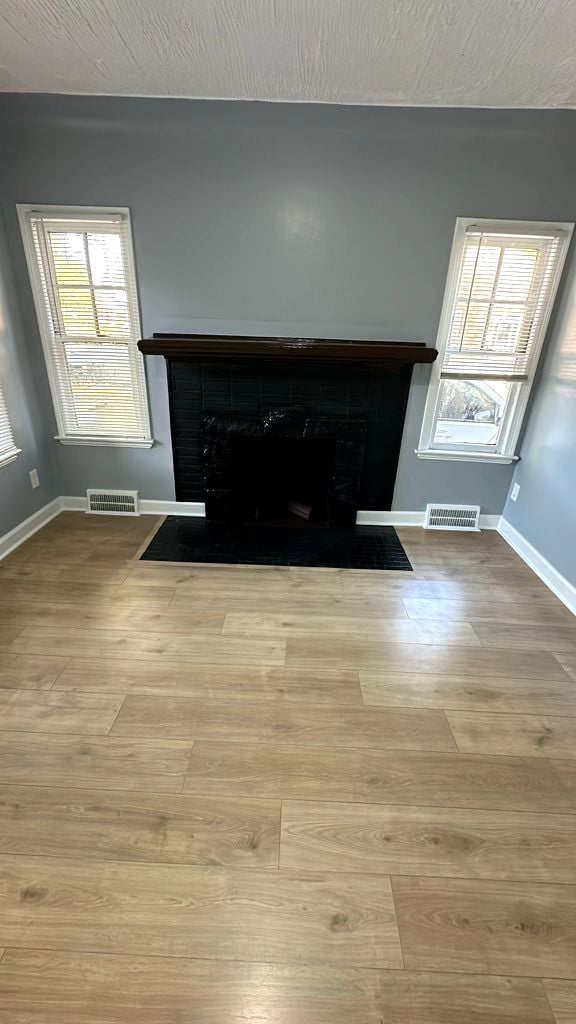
[
  {"x1": 60, "y1": 501, "x2": 499, "y2": 529},
  {"x1": 0, "y1": 498, "x2": 63, "y2": 561},
  {"x1": 59, "y1": 495, "x2": 87, "y2": 512},
  {"x1": 356, "y1": 510, "x2": 423, "y2": 526},
  {"x1": 498, "y1": 517, "x2": 576, "y2": 616},
  {"x1": 140, "y1": 500, "x2": 205, "y2": 517},
  {"x1": 61, "y1": 500, "x2": 424, "y2": 525},
  {"x1": 59, "y1": 496, "x2": 206, "y2": 516},
  {"x1": 357, "y1": 510, "x2": 500, "y2": 530},
  {"x1": 478, "y1": 514, "x2": 500, "y2": 530}
]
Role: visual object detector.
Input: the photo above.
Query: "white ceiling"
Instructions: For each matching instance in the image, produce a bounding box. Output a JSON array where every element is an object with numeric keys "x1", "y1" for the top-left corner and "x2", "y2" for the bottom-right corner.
[{"x1": 0, "y1": 0, "x2": 575, "y2": 108}]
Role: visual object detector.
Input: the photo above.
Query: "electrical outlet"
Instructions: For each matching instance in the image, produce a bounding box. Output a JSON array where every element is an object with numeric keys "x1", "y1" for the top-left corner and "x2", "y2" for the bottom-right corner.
[
  {"x1": 29, "y1": 468, "x2": 40, "y2": 489},
  {"x1": 510, "y1": 482, "x2": 520, "y2": 502}
]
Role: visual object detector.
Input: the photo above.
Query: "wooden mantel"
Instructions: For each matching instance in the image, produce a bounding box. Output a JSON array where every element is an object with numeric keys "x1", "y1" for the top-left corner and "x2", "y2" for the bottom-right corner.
[{"x1": 138, "y1": 333, "x2": 437, "y2": 365}]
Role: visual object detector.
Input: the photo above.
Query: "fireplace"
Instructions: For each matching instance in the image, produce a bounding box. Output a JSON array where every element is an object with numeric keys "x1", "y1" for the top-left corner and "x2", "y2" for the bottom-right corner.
[
  {"x1": 202, "y1": 407, "x2": 366, "y2": 527},
  {"x1": 139, "y1": 333, "x2": 437, "y2": 523},
  {"x1": 137, "y1": 334, "x2": 436, "y2": 569}
]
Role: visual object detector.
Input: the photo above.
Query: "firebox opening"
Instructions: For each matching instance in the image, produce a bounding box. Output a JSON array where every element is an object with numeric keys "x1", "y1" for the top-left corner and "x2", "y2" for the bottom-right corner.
[{"x1": 229, "y1": 435, "x2": 336, "y2": 526}]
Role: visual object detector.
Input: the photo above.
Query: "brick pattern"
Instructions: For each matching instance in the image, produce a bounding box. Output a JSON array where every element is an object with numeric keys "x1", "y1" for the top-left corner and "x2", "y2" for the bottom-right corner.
[{"x1": 168, "y1": 360, "x2": 412, "y2": 510}]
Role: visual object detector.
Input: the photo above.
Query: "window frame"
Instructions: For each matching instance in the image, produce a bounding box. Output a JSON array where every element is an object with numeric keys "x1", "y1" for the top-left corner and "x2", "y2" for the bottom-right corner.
[
  {"x1": 417, "y1": 217, "x2": 573, "y2": 464},
  {"x1": 17, "y1": 204, "x2": 153, "y2": 449}
]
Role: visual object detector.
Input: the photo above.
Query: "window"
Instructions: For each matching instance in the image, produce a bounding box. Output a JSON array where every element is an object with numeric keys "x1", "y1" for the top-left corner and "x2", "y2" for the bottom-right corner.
[
  {"x1": 417, "y1": 218, "x2": 573, "y2": 463},
  {"x1": 18, "y1": 206, "x2": 152, "y2": 447},
  {"x1": 0, "y1": 377, "x2": 19, "y2": 467}
]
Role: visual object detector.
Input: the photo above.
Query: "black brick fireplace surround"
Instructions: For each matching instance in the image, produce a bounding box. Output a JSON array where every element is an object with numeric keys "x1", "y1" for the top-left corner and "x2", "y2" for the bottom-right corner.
[{"x1": 139, "y1": 334, "x2": 437, "y2": 524}]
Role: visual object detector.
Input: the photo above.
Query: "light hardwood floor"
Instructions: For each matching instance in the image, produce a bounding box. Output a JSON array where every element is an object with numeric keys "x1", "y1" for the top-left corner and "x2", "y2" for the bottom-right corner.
[{"x1": 0, "y1": 512, "x2": 575, "y2": 1022}]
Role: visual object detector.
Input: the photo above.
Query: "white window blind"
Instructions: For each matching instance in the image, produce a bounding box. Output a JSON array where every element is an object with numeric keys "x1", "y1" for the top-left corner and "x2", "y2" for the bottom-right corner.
[
  {"x1": 0, "y1": 378, "x2": 19, "y2": 467},
  {"x1": 441, "y1": 226, "x2": 568, "y2": 381},
  {"x1": 20, "y1": 208, "x2": 151, "y2": 446}
]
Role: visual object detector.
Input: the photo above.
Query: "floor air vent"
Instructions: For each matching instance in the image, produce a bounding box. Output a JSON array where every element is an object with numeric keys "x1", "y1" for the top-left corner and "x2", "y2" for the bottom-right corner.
[
  {"x1": 425, "y1": 503, "x2": 480, "y2": 532},
  {"x1": 86, "y1": 490, "x2": 139, "y2": 516}
]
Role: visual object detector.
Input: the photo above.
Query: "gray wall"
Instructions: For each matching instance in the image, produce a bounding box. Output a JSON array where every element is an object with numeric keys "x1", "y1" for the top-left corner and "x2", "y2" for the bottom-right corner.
[
  {"x1": 502, "y1": 247, "x2": 576, "y2": 588},
  {"x1": 0, "y1": 212, "x2": 57, "y2": 536},
  {"x1": 1, "y1": 95, "x2": 576, "y2": 514}
]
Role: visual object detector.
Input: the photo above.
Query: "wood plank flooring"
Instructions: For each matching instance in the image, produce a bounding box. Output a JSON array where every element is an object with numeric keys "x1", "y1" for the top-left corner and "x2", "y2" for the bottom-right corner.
[
  {"x1": 0, "y1": 689, "x2": 124, "y2": 734},
  {"x1": 446, "y1": 710, "x2": 576, "y2": 758},
  {"x1": 0, "y1": 785, "x2": 280, "y2": 867},
  {"x1": 392, "y1": 876, "x2": 576, "y2": 978},
  {"x1": 542, "y1": 980, "x2": 576, "y2": 1024},
  {"x1": 280, "y1": 801, "x2": 576, "y2": 882},
  {"x1": 0, "y1": 951, "x2": 556, "y2": 1024},
  {"x1": 111, "y1": 695, "x2": 457, "y2": 750},
  {"x1": 359, "y1": 670, "x2": 576, "y2": 715},
  {"x1": 0, "y1": 512, "x2": 575, "y2": 1022}
]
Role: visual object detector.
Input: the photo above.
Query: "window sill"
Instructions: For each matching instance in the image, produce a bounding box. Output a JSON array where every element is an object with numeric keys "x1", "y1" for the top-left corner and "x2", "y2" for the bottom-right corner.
[
  {"x1": 0, "y1": 447, "x2": 22, "y2": 469},
  {"x1": 415, "y1": 448, "x2": 518, "y2": 465},
  {"x1": 55, "y1": 436, "x2": 154, "y2": 449}
]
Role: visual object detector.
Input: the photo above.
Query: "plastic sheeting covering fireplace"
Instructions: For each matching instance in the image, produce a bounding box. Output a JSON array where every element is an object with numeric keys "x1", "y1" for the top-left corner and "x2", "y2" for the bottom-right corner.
[
  {"x1": 229, "y1": 435, "x2": 335, "y2": 526},
  {"x1": 202, "y1": 408, "x2": 366, "y2": 528}
]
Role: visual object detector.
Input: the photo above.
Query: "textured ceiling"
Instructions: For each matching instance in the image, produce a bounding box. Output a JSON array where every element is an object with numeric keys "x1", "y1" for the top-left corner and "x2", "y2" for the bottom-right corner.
[{"x1": 0, "y1": 0, "x2": 575, "y2": 108}]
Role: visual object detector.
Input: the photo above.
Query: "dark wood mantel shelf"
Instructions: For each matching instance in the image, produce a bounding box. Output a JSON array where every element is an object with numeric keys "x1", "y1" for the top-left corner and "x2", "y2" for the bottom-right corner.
[{"x1": 138, "y1": 333, "x2": 437, "y2": 365}]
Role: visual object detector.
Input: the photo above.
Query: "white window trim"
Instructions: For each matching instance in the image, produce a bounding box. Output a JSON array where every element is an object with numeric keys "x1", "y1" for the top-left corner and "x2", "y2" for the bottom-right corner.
[
  {"x1": 416, "y1": 217, "x2": 573, "y2": 464},
  {"x1": 17, "y1": 204, "x2": 153, "y2": 448}
]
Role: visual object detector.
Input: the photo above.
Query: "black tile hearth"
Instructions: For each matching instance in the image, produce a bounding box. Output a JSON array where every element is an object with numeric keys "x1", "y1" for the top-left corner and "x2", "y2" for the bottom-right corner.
[{"x1": 140, "y1": 517, "x2": 412, "y2": 571}]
